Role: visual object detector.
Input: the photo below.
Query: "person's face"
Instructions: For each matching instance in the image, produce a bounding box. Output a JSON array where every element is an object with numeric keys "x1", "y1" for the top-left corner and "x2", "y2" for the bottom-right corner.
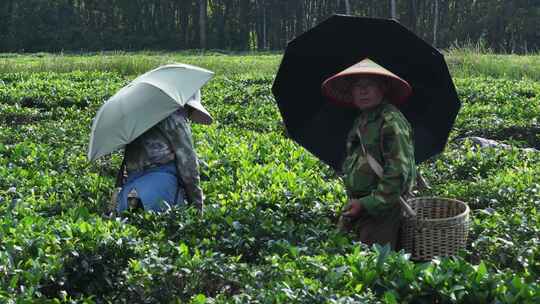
[{"x1": 350, "y1": 76, "x2": 386, "y2": 110}]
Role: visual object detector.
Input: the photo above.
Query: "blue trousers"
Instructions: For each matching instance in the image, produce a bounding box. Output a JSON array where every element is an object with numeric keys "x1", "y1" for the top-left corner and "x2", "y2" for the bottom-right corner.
[{"x1": 117, "y1": 162, "x2": 186, "y2": 212}]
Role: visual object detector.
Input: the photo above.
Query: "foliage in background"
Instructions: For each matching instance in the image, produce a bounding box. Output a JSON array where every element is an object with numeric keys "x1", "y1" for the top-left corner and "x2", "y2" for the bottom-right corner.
[
  {"x1": 1, "y1": 49, "x2": 540, "y2": 82},
  {"x1": 0, "y1": 0, "x2": 539, "y2": 53}
]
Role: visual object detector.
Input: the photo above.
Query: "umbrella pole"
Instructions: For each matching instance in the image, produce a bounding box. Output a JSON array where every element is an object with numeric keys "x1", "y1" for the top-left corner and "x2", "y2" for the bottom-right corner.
[{"x1": 115, "y1": 153, "x2": 127, "y2": 188}]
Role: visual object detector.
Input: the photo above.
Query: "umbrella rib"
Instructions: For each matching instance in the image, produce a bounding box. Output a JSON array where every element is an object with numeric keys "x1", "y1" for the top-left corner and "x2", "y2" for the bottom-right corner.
[{"x1": 88, "y1": 105, "x2": 107, "y2": 160}]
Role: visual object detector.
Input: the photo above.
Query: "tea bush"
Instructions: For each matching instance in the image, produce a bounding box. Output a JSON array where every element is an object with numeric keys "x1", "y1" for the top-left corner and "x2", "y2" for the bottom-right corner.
[{"x1": 0, "y1": 56, "x2": 539, "y2": 303}]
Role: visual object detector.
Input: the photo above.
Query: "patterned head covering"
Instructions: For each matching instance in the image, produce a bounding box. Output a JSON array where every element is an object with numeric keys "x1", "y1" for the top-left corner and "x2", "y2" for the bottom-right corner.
[{"x1": 185, "y1": 90, "x2": 213, "y2": 125}]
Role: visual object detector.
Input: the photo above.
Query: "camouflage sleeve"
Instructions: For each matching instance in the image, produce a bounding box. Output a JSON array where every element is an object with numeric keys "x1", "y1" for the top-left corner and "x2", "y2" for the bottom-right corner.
[
  {"x1": 360, "y1": 112, "x2": 415, "y2": 216},
  {"x1": 159, "y1": 111, "x2": 203, "y2": 210}
]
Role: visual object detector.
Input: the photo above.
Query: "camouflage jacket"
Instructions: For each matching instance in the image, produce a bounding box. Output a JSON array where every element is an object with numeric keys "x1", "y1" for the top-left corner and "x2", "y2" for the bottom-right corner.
[
  {"x1": 342, "y1": 101, "x2": 416, "y2": 216},
  {"x1": 124, "y1": 107, "x2": 203, "y2": 208}
]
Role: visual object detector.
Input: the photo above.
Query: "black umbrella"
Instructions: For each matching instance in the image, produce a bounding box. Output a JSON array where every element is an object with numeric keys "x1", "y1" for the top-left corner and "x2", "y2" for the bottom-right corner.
[{"x1": 272, "y1": 15, "x2": 461, "y2": 172}]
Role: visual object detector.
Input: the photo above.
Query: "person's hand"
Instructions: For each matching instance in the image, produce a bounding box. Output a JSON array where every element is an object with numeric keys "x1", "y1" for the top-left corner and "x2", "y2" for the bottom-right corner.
[
  {"x1": 342, "y1": 199, "x2": 364, "y2": 220},
  {"x1": 195, "y1": 198, "x2": 204, "y2": 215}
]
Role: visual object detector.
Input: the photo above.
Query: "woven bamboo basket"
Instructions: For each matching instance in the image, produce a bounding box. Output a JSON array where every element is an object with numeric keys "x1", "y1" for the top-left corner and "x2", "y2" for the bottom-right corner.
[{"x1": 400, "y1": 197, "x2": 470, "y2": 261}]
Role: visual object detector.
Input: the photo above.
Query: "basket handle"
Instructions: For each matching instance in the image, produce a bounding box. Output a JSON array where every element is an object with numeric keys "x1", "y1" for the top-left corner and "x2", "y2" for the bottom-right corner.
[
  {"x1": 399, "y1": 196, "x2": 416, "y2": 218},
  {"x1": 355, "y1": 129, "x2": 417, "y2": 218}
]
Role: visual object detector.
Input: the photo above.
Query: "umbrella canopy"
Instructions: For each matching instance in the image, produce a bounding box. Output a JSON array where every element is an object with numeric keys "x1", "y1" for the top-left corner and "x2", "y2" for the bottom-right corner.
[
  {"x1": 272, "y1": 15, "x2": 461, "y2": 172},
  {"x1": 88, "y1": 63, "x2": 214, "y2": 161}
]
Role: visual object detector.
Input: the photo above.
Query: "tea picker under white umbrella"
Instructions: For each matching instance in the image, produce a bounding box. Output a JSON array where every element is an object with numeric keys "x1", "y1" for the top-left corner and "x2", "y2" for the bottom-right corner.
[{"x1": 88, "y1": 63, "x2": 214, "y2": 161}]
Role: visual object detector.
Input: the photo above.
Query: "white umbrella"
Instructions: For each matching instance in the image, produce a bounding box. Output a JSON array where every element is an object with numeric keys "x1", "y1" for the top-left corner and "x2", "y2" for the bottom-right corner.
[{"x1": 88, "y1": 63, "x2": 214, "y2": 161}]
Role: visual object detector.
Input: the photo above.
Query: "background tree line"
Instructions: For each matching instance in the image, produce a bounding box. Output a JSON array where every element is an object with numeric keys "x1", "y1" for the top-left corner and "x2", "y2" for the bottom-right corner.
[{"x1": 1, "y1": 0, "x2": 539, "y2": 53}]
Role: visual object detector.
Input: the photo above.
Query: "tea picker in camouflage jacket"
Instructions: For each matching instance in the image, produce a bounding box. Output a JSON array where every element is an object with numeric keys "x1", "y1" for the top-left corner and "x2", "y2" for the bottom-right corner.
[
  {"x1": 321, "y1": 58, "x2": 417, "y2": 250},
  {"x1": 114, "y1": 91, "x2": 212, "y2": 213}
]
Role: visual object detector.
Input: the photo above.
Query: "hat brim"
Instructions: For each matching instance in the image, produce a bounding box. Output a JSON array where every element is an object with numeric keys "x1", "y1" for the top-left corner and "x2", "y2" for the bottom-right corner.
[{"x1": 185, "y1": 91, "x2": 213, "y2": 125}]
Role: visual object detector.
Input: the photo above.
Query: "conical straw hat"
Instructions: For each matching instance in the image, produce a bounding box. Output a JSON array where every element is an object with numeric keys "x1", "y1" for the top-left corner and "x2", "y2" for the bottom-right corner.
[{"x1": 321, "y1": 58, "x2": 412, "y2": 106}]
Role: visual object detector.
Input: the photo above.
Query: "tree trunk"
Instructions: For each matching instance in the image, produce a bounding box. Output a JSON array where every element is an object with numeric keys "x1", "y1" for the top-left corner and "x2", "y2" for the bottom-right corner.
[
  {"x1": 344, "y1": 0, "x2": 351, "y2": 14},
  {"x1": 180, "y1": 1, "x2": 189, "y2": 48},
  {"x1": 295, "y1": 0, "x2": 305, "y2": 35},
  {"x1": 262, "y1": 3, "x2": 267, "y2": 49},
  {"x1": 433, "y1": 0, "x2": 439, "y2": 47},
  {"x1": 199, "y1": 0, "x2": 207, "y2": 49},
  {"x1": 410, "y1": 0, "x2": 417, "y2": 32}
]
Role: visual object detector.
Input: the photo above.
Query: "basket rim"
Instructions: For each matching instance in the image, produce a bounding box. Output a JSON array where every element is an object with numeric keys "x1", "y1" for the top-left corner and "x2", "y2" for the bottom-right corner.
[{"x1": 405, "y1": 196, "x2": 470, "y2": 223}]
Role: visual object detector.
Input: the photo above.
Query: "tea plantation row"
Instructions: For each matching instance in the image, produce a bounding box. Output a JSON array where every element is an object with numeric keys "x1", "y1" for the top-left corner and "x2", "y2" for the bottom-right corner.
[{"x1": 0, "y1": 70, "x2": 539, "y2": 303}]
